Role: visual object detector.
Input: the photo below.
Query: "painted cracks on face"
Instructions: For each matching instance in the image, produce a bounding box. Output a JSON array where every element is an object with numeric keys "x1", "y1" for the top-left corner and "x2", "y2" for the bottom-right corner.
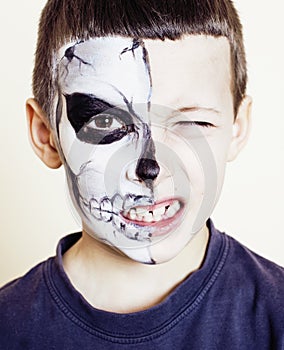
[
  {"x1": 61, "y1": 40, "x2": 95, "y2": 78},
  {"x1": 119, "y1": 38, "x2": 140, "y2": 58}
]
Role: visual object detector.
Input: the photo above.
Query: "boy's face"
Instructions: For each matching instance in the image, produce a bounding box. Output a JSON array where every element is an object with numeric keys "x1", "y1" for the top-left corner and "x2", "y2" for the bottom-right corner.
[{"x1": 54, "y1": 35, "x2": 239, "y2": 264}]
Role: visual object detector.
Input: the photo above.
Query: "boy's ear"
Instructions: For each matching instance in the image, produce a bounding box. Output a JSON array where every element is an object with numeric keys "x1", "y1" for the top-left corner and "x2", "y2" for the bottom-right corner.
[
  {"x1": 227, "y1": 95, "x2": 252, "y2": 162},
  {"x1": 26, "y1": 98, "x2": 62, "y2": 169}
]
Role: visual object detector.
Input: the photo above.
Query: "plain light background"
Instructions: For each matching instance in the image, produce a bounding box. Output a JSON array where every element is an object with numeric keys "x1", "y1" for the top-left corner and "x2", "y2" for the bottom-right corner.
[{"x1": 0, "y1": 1, "x2": 283, "y2": 287}]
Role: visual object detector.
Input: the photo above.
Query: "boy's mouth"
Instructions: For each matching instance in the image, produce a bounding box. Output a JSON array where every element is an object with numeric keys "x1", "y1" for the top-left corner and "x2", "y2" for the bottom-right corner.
[
  {"x1": 121, "y1": 199, "x2": 184, "y2": 228},
  {"x1": 83, "y1": 194, "x2": 185, "y2": 240}
]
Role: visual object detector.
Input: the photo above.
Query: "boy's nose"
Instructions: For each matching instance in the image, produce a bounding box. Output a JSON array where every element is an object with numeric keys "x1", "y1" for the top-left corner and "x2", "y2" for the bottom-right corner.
[
  {"x1": 134, "y1": 122, "x2": 160, "y2": 185},
  {"x1": 135, "y1": 157, "x2": 160, "y2": 183}
]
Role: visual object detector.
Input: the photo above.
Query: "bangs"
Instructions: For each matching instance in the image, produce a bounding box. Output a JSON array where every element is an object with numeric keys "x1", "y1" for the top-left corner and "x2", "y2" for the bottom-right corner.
[{"x1": 42, "y1": 0, "x2": 235, "y2": 47}]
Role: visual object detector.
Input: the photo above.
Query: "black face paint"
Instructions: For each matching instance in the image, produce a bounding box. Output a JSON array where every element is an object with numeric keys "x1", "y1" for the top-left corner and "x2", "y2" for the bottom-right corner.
[
  {"x1": 120, "y1": 38, "x2": 141, "y2": 58},
  {"x1": 135, "y1": 40, "x2": 153, "y2": 110},
  {"x1": 65, "y1": 93, "x2": 137, "y2": 145},
  {"x1": 56, "y1": 92, "x2": 63, "y2": 140},
  {"x1": 64, "y1": 41, "x2": 92, "y2": 66},
  {"x1": 135, "y1": 123, "x2": 160, "y2": 185}
]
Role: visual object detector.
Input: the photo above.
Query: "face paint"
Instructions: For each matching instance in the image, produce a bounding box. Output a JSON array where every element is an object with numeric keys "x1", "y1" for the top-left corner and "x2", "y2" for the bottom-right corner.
[{"x1": 55, "y1": 36, "x2": 223, "y2": 264}]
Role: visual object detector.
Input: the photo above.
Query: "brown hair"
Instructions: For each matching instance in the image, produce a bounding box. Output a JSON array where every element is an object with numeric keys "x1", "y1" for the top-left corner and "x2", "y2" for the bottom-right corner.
[{"x1": 33, "y1": 0, "x2": 247, "y2": 122}]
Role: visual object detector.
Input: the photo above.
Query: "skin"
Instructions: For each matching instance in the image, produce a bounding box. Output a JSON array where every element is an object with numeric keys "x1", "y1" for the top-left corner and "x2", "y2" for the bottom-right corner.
[{"x1": 26, "y1": 35, "x2": 251, "y2": 313}]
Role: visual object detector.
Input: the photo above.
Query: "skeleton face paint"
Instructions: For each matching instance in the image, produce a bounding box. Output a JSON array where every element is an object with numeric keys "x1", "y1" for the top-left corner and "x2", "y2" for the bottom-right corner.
[{"x1": 54, "y1": 36, "x2": 231, "y2": 264}]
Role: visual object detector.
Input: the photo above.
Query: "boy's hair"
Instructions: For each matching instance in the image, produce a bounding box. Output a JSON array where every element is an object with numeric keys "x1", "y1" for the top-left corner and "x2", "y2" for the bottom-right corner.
[{"x1": 33, "y1": 0, "x2": 247, "y2": 123}]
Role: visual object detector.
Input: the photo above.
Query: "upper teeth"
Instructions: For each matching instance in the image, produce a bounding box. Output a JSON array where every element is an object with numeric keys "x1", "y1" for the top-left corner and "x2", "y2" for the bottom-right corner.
[{"x1": 123, "y1": 200, "x2": 181, "y2": 223}]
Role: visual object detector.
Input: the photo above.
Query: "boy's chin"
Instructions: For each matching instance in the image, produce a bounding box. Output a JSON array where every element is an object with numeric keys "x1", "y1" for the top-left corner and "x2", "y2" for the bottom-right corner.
[
  {"x1": 118, "y1": 235, "x2": 197, "y2": 265},
  {"x1": 102, "y1": 243, "x2": 184, "y2": 266},
  {"x1": 93, "y1": 230, "x2": 199, "y2": 266},
  {"x1": 82, "y1": 212, "x2": 208, "y2": 266}
]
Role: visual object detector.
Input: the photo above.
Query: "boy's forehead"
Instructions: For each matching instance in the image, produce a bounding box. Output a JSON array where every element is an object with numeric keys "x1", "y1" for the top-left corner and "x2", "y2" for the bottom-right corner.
[
  {"x1": 56, "y1": 37, "x2": 151, "y2": 104},
  {"x1": 144, "y1": 36, "x2": 232, "y2": 109},
  {"x1": 56, "y1": 35, "x2": 230, "y2": 60},
  {"x1": 56, "y1": 35, "x2": 232, "y2": 112}
]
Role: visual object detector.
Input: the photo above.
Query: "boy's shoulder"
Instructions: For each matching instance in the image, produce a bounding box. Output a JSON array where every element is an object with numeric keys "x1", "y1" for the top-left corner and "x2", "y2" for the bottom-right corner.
[
  {"x1": 219, "y1": 228, "x2": 284, "y2": 317},
  {"x1": 0, "y1": 232, "x2": 81, "y2": 320},
  {"x1": 225, "y1": 229, "x2": 284, "y2": 286},
  {"x1": 0, "y1": 258, "x2": 51, "y2": 311}
]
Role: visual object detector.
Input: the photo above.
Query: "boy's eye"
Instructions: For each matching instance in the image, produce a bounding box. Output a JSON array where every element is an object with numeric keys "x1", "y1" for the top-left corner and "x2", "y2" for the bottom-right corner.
[
  {"x1": 64, "y1": 93, "x2": 136, "y2": 145},
  {"x1": 175, "y1": 121, "x2": 215, "y2": 128},
  {"x1": 87, "y1": 114, "x2": 125, "y2": 130},
  {"x1": 79, "y1": 111, "x2": 135, "y2": 145},
  {"x1": 169, "y1": 120, "x2": 216, "y2": 139}
]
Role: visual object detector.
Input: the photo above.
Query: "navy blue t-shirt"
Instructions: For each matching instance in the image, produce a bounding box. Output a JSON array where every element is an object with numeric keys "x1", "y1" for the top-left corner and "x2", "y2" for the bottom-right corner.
[{"x1": 1, "y1": 220, "x2": 284, "y2": 349}]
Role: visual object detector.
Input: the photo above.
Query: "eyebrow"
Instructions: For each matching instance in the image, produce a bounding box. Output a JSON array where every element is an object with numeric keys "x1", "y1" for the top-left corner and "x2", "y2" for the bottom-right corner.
[{"x1": 177, "y1": 106, "x2": 222, "y2": 116}]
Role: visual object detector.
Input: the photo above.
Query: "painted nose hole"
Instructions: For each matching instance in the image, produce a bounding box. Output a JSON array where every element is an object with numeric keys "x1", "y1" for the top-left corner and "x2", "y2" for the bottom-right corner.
[{"x1": 135, "y1": 158, "x2": 160, "y2": 182}]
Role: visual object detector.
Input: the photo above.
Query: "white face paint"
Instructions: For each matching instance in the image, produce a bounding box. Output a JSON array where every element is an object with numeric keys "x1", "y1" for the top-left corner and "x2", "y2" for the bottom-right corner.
[{"x1": 55, "y1": 36, "x2": 233, "y2": 264}]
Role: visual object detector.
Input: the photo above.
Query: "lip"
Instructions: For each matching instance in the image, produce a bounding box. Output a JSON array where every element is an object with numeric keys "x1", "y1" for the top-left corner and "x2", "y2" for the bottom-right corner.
[{"x1": 120, "y1": 197, "x2": 185, "y2": 237}]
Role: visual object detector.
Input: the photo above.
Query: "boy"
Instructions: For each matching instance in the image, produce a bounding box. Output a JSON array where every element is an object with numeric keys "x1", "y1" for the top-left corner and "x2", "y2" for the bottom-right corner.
[{"x1": 1, "y1": 0, "x2": 284, "y2": 348}]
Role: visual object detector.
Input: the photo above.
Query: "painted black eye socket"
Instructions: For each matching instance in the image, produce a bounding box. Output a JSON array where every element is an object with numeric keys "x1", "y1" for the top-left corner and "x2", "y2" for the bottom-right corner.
[{"x1": 64, "y1": 93, "x2": 137, "y2": 145}]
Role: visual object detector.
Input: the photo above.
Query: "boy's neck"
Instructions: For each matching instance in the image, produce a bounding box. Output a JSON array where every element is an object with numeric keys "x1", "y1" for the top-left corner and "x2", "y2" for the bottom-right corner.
[{"x1": 62, "y1": 225, "x2": 209, "y2": 314}]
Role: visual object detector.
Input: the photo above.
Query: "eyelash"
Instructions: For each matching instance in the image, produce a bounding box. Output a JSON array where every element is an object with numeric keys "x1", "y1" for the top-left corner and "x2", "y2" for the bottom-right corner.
[{"x1": 175, "y1": 121, "x2": 215, "y2": 128}]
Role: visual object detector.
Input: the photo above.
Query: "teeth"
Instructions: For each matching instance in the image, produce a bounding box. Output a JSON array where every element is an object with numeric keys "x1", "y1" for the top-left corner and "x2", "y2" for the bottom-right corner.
[
  {"x1": 134, "y1": 208, "x2": 146, "y2": 221},
  {"x1": 143, "y1": 212, "x2": 153, "y2": 222},
  {"x1": 129, "y1": 209, "x2": 136, "y2": 220},
  {"x1": 111, "y1": 194, "x2": 123, "y2": 214},
  {"x1": 124, "y1": 200, "x2": 181, "y2": 223},
  {"x1": 136, "y1": 207, "x2": 148, "y2": 215},
  {"x1": 112, "y1": 213, "x2": 122, "y2": 230},
  {"x1": 123, "y1": 194, "x2": 135, "y2": 211},
  {"x1": 172, "y1": 201, "x2": 181, "y2": 212},
  {"x1": 100, "y1": 198, "x2": 112, "y2": 222},
  {"x1": 152, "y1": 206, "x2": 166, "y2": 217},
  {"x1": 112, "y1": 213, "x2": 150, "y2": 241},
  {"x1": 152, "y1": 214, "x2": 162, "y2": 222},
  {"x1": 165, "y1": 201, "x2": 180, "y2": 218},
  {"x1": 88, "y1": 196, "x2": 181, "y2": 226},
  {"x1": 165, "y1": 206, "x2": 176, "y2": 218},
  {"x1": 90, "y1": 199, "x2": 102, "y2": 220}
]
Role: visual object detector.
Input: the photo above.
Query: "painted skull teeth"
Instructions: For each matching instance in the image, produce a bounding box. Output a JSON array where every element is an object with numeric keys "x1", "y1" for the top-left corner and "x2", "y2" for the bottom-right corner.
[
  {"x1": 112, "y1": 213, "x2": 152, "y2": 241},
  {"x1": 89, "y1": 198, "x2": 101, "y2": 220},
  {"x1": 123, "y1": 200, "x2": 181, "y2": 223},
  {"x1": 100, "y1": 197, "x2": 112, "y2": 222},
  {"x1": 123, "y1": 194, "x2": 154, "y2": 211},
  {"x1": 89, "y1": 197, "x2": 113, "y2": 221},
  {"x1": 85, "y1": 194, "x2": 153, "y2": 240},
  {"x1": 111, "y1": 194, "x2": 124, "y2": 214}
]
